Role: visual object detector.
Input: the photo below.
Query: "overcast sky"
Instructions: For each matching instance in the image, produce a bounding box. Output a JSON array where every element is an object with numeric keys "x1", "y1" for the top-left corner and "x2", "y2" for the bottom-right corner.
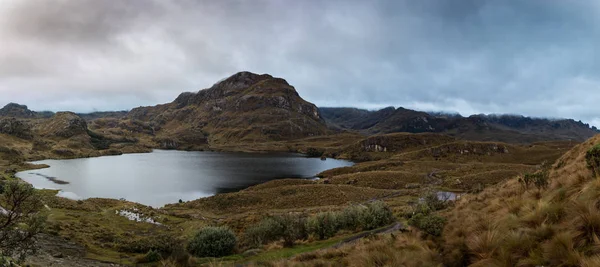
[{"x1": 1, "y1": 0, "x2": 599, "y2": 126}]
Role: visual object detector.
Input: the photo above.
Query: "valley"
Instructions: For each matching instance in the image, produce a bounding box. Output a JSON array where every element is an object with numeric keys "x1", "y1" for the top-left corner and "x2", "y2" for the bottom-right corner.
[{"x1": 0, "y1": 72, "x2": 597, "y2": 266}]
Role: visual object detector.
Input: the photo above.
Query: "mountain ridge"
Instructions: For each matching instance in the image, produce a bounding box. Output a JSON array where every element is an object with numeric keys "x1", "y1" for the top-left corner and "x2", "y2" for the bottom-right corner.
[{"x1": 320, "y1": 106, "x2": 599, "y2": 143}]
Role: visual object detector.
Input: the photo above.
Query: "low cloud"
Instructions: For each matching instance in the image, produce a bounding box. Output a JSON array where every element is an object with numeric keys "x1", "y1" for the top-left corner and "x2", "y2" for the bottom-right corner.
[{"x1": 0, "y1": 0, "x2": 598, "y2": 126}]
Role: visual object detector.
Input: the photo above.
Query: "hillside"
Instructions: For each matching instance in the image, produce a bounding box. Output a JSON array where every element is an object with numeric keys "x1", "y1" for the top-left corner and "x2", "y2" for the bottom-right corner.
[
  {"x1": 89, "y1": 72, "x2": 329, "y2": 150},
  {"x1": 438, "y1": 134, "x2": 600, "y2": 266},
  {"x1": 320, "y1": 107, "x2": 599, "y2": 143}
]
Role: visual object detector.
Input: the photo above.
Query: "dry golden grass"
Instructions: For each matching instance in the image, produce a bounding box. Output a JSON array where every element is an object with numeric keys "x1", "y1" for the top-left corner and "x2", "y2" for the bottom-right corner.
[
  {"x1": 253, "y1": 232, "x2": 441, "y2": 267},
  {"x1": 171, "y1": 183, "x2": 396, "y2": 216},
  {"x1": 440, "y1": 135, "x2": 600, "y2": 267}
]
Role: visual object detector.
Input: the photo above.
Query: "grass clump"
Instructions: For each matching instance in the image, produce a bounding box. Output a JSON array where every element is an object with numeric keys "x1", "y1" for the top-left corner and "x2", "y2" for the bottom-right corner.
[{"x1": 188, "y1": 227, "x2": 237, "y2": 258}]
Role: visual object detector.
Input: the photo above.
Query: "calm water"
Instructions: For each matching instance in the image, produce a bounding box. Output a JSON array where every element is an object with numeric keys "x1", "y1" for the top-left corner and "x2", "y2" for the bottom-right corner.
[{"x1": 16, "y1": 150, "x2": 353, "y2": 207}]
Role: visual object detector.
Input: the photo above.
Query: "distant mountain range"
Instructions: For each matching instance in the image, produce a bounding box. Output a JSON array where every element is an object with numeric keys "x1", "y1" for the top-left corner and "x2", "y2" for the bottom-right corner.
[
  {"x1": 320, "y1": 107, "x2": 599, "y2": 143},
  {"x1": 1, "y1": 72, "x2": 598, "y2": 150}
]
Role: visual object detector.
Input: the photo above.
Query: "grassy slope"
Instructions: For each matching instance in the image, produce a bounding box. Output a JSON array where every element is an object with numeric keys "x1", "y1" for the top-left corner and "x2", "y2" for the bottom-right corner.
[
  {"x1": 440, "y1": 134, "x2": 600, "y2": 266},
  {"x1": 0, "y1": 131, "x2": 579, "y2": 266}
]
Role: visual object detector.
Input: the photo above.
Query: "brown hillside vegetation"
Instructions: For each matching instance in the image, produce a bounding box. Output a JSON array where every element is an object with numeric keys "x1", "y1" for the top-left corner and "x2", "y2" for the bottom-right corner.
[
  {"x1": 440, "y1": 134, "x2": 600, "y2": 266},
  {"x1": 243, "y1": 135, "x2": 599, "y2": 267},
  {"x1": 118, "y1": 71, "x2": 330, "y2": 149}
]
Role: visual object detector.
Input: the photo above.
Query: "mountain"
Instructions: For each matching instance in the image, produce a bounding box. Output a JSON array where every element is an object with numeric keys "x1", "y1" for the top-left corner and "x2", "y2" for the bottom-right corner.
[
  {"x1": 91, "y1": 71, "x2": 329, "y2": 149},
  {"x1": 0, "y1": 103, "x2": 37, "y2": 118},
  {"x1": 320, "y1": 107, "x2": 599, "y2": 143},
  {"x1": 0, "y1": 103, "x2": 54, "y2": 118}
]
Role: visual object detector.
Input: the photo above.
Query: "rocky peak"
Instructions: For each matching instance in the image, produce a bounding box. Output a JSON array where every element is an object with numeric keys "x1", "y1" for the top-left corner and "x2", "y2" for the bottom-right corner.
[
  {"x1": 213, "y1": 71, "x2": 274, "y2": 91},
  {"x1": 41, "y1": 112, "x2": 89, "y2": 138},
  {"x1": 0, "y1": 103, "x2": 36, "y2": 118}
]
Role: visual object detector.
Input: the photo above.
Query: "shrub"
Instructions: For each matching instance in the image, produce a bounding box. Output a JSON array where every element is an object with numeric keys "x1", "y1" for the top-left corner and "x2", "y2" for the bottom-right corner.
[
  {"x1": 0, "y1": 181, "x2": 46, "y2": 262},
  {"x1": 117, "y1": 233, "x2": 181, "y2": 256},
  {"x1": 307, "y1": 212, "x2": 339, "y2": 240},
  {"x1": 244, "y1": 202, "x2": 395, "y2": 246},
  {"x1": 408, "y1": 196, "x2": 447, "y2": 237},
  {"x1": 187, "y1": 227, "x2": 237, "y2": 258},
  {"x1": 244, "y1": 217, "x2": 282, "y2": 248},
  {"x1": 520, "y1": 173, "x2": 549, "y2": 191},
  {"x1": 408, "y1": 213, "x2": 447, "y2": 237},
  {"x1": 423, "y1": 192, "x2": 448, "y2": 211},
  {"x1": 586, "y1": 144, "x2": 600, "y2": 177},
  {"x1": 279, "y1": 215, "x2": 308, "y2": 247},
  {"x1": 243, "y1": 214, "x2": 307, "y2": 248},
  {"x1": 360, "y1": 201, "x2": 395, "y2": 230},
  {"x1": 136, "y1": 249, "x2": 161, "y2": 263},
  {"x1": 338, "y1": 205, "x2": 364, "y2": 231}
]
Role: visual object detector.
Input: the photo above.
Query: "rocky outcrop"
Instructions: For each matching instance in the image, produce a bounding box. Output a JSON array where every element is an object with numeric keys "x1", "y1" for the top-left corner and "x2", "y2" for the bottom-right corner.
[
  {"x1": 0, "y1": 103, "x2": 36, "y2": 118},
  {"x1": 0, "y1": 117, "x2": 33, "y2": 139},
  {"x1": 40, "y1": 112, "x2": 88, "y2": 138}
]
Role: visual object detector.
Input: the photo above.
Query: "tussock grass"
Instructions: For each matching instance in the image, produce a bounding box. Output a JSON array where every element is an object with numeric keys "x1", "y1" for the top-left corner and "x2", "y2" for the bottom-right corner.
[{"x1": 441, "y1": 135, "x2": 600, "y2": 266}]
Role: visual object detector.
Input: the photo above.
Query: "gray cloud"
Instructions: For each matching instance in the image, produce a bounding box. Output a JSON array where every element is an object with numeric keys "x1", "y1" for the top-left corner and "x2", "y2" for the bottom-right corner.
[{"x1": 0, "y1": 0, "x2": 599, "y2": 126}]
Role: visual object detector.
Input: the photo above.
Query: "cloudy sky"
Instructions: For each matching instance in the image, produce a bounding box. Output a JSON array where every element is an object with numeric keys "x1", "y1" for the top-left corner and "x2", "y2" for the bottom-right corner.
[{"x1": 1, "y1": 0, "x2": 599, "y2": 126}]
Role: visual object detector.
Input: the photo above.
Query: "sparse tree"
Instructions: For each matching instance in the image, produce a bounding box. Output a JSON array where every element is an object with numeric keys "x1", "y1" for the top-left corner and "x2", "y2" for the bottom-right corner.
[{"x1": 0, "y1": 181, "x2": 46, "y2": 262}]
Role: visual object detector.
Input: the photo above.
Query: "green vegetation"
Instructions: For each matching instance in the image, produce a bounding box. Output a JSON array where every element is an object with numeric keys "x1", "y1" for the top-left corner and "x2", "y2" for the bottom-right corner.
[
  {"x1": 407, "y1": 192, "x2": 448, "y2": 237},
  {"x1": 188, "y1": 226, "x2": 237, "y2": 258},
  {"x1": 244, "y1": 201, "x2": 395, "y2": 249},
  {"x1": 519, "y1": 172, "x2": 549, "y2": 191},
  {"x1": 0, "y1": 181, "x2": 46, "y2": 262},
  {"x1": 586, "y1": 144, "x2": 600, "y2": 177},
  {"x1": 244, "y1": 214, "x2": 307, "y2": 248}
]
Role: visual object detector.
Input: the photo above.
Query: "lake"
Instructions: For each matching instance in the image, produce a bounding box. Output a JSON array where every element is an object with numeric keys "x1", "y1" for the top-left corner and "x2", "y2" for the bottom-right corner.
[{"x1": 16, "y1": 150, "x2": 353, "y2": 207}]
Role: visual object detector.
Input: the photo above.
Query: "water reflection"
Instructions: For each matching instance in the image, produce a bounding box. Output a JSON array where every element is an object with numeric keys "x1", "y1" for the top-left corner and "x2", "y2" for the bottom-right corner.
[{"x1": 16, "y1": 150, "x2": 353, "y2": 207}]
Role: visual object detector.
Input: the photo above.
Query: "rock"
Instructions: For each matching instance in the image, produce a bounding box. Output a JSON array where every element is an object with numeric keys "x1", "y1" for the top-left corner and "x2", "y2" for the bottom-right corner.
[
  {"x1": 41, "y1": 112, "x2": 88, "y2": 138},
  {"x1": 0, "y1": 117, "x2": 33, "y2": 139},
  {"x1": 0, "y1": 103, "x2": 36, "y2": 118}
]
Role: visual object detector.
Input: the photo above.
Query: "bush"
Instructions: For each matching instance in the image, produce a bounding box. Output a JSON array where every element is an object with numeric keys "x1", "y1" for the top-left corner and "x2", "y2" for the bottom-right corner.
[
  {"x1": 360, "y1": 201, "x2": 395, "y2": 230},
  {"x1": 244, "y1": 202, "x2": 395, "y2": 246},
  {"x1": 117, "y1": 233, "x2": 181, "y2": 255},
  {"x1": 519, "y1": 172, "x2": 549, "y2": 191},
  {"x1": 408, "y1": 196, "x2": 447, "y2": 237},
  {"x1": 136, "y1": 249, "x2": 161, "y2": 263},
  {"x1": 423, "y1": 192, "x2": 449, "y2": 211},
  {"x1": 307, "y1": 212, "x2": 339, "y2": 240},
  {"x1": 187, "y1": 227, "x2": 236, "y2": 258},
  {"x1": 0, "y1": 181, "x2": 46, "y2": 262},
  {"x1": 244, "y1": 214, "x2": 307, "y2": 248},
  {"x1": 338, "y1": 205, "x2": 364, "y2": 231},
  {"x1": 586, "y1": 144, "x2": 600, "y2": 177},
  {"x1": 408, "y1": 212, "x2": 447, "y2": 237}
]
